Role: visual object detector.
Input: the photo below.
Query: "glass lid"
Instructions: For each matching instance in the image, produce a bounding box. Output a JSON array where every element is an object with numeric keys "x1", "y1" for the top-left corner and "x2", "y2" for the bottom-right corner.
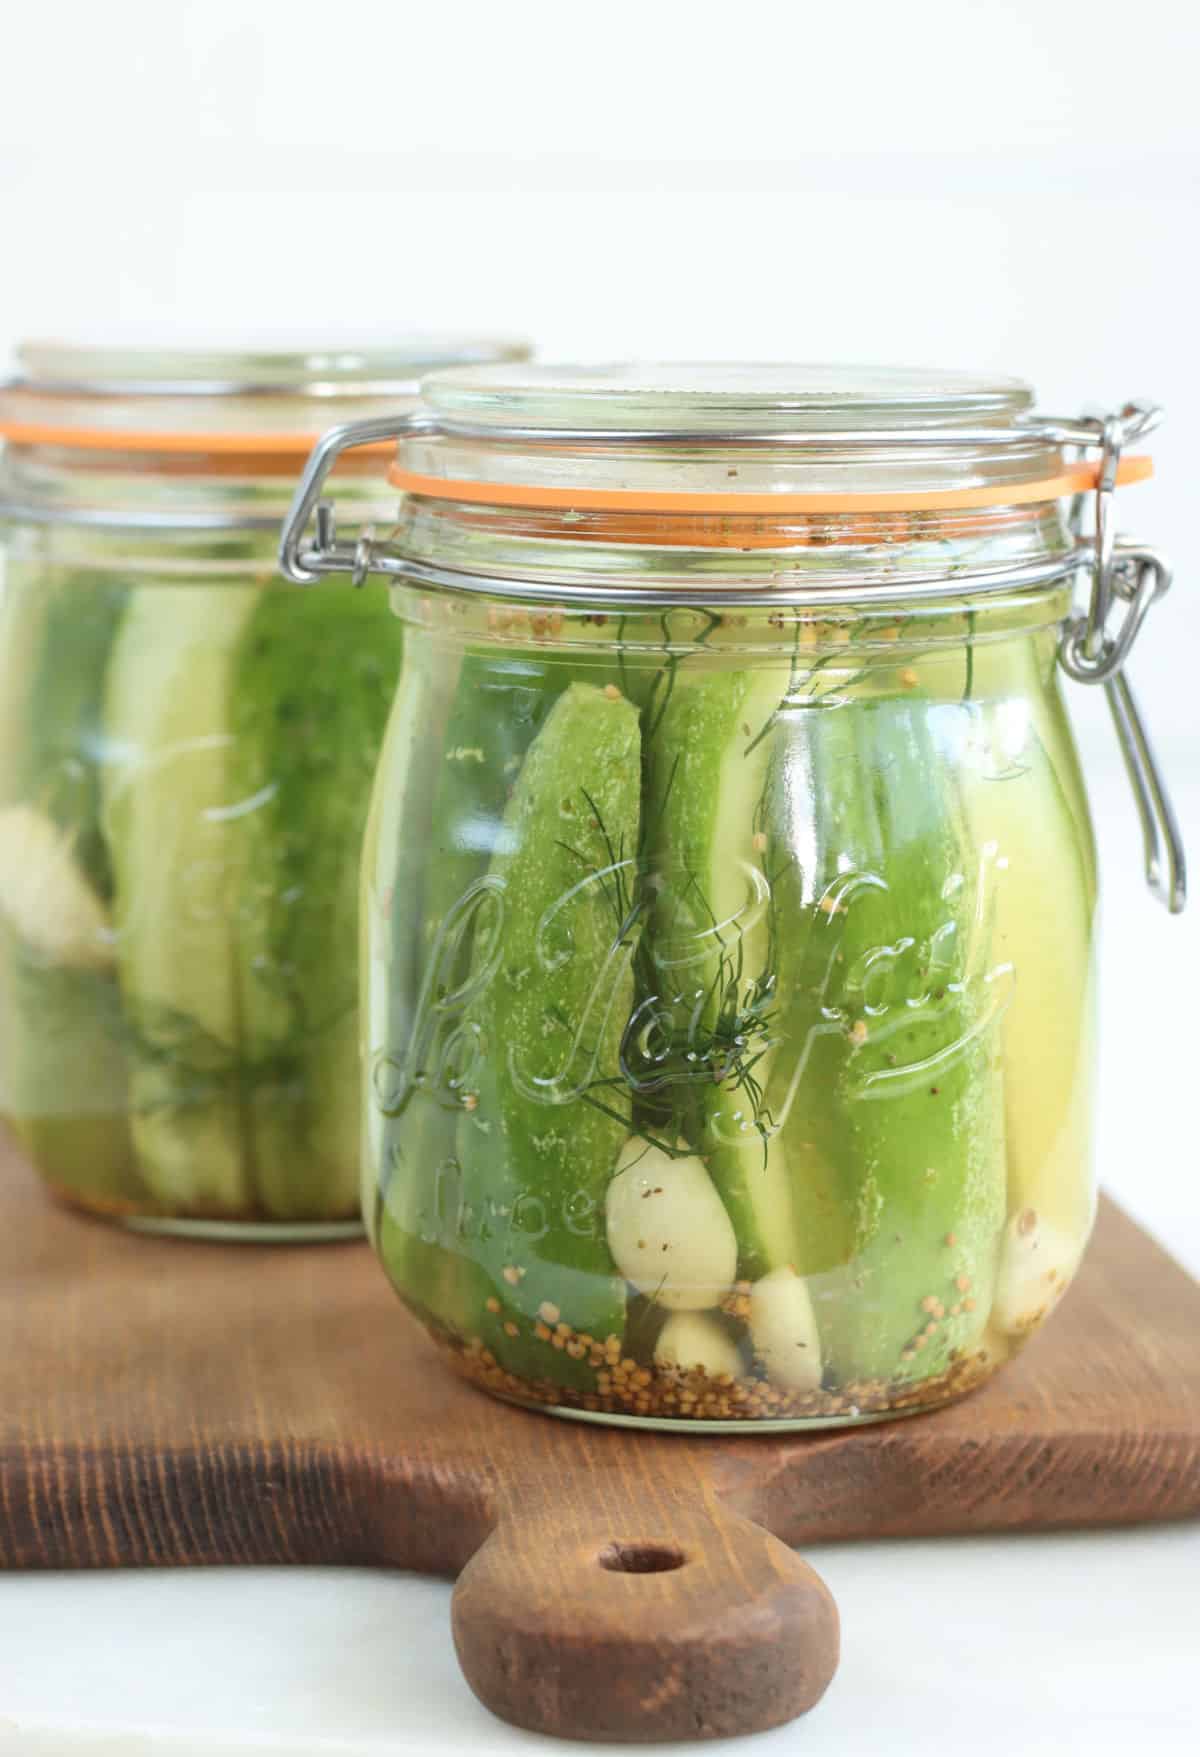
[
  {"x1": 419, "y1": 361, "x2": 1036, "y2": 434},
  {"x1": 0, "y1": 333, "x2": 533, "y2": 452},
  {"x1": 393, "y1": 361, "x2": 1150, "y2": 507}
]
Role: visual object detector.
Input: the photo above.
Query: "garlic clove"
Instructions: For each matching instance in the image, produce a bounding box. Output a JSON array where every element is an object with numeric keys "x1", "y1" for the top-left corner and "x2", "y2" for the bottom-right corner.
[
  {"x1": 992, "y1": 1207, "x2": 1084, "y2": 1336},
  {"x1": 654, "y1": 1310, "x2": 745, "y2": 1380},
  {"x1": 748, "y1": 1264, "x2": 823, "y2": 1391},
  {"x1": 605, "y1": 1136, "x2": 738, "y2": 1310},
  {"x1": 0, "y1": 804, "x2": 115, "y2": 970}
]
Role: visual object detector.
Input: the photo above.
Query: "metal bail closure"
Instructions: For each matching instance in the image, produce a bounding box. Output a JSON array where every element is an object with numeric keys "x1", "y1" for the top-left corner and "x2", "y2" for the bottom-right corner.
[
  {"x1": 278, "y1": 412, "x2": 430, "y2": 586},
  {"x1": 1057, "y1": 401, "x2": 1185, "y2": 913},
  {"x1": 278, "y1": 395, "x2": 1184, "y2": 913}
]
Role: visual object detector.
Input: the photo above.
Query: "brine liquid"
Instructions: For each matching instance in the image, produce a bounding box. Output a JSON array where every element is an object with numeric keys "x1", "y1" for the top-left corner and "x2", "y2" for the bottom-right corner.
[
  {"x1": 364, "y1": 619, "x2": 1097, "y2": 1427},
  {"x1": 0, "y1": 557, "x2": 402, "y2": 1234}
]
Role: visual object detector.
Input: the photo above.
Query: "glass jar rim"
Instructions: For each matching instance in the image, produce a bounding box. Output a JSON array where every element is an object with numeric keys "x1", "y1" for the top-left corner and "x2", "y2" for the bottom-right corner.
[
  {"x1": 0, "y1": 333, "x2": 533, "y2": 456},
  {"x1": 391, "y1": 362, "x2": 1154, "y2": 509},
  {"x1": 419, "y1": 360, "x2": 1036, "y2": 431}
]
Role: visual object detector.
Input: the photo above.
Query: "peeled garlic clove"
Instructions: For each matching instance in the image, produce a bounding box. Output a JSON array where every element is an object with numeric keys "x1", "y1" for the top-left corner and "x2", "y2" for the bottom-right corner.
[
  {"x1": 992, "y1": 1207, "x2": 1083, "y2": 1336},
  {"x1": 605, "y1": 1137, "x2": 737, "y2": 1310},
  {"x1": 654, "y1": 1311, "x2": 744, "y2": 1380},
  {"x1": 749, "y1": 1265, "x2": 823, "y2": 1391},
  {"x1": 0, "y1": 804, "x2": 115, "y2": 970}
]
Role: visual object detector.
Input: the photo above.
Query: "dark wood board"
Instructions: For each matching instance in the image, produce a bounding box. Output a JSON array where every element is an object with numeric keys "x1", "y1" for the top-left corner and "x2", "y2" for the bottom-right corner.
[{"x1": 2, "y1": 1139, "x2": 1198, "y2": 1742}]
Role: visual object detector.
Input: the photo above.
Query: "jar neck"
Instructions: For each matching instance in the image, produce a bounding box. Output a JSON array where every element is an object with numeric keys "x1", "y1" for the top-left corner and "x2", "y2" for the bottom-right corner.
[
  {"x1": 393, "y1": 492, "x2": 1073, "y2": 618},
  {"x1": 0, "y1": 441, "x2": 395, "y2": 535}
]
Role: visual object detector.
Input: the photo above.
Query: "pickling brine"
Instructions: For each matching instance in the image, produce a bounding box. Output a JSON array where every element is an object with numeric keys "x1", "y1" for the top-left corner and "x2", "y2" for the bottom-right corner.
[
  {"x1": 0, "y1": 546, "x2": 400, "y2": 1232},
  {"x1": 0, "y1": 333, "x2": 529, "y2": 1236},
  {"x1": 280, "y1": 360, "x2": 1178, "y2": 1425},
  {"x1": 362, "y1": 604, "x2": 1096, "y2": 1425}
]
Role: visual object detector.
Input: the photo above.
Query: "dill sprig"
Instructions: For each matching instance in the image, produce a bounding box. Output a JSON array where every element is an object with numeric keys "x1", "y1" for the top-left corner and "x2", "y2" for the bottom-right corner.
[{"x1": 554, "y1": 772, "x2": 779, "y2": 1162}]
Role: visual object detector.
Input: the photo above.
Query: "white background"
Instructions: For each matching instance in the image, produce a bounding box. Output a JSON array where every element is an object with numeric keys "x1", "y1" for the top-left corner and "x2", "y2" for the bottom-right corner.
[
  {"x1": 1, "y1": 1, "x2": 1197, "y2": 749},
  {"x1": 1, "y1": 3, "x2": 1198, "y2": 1752}
]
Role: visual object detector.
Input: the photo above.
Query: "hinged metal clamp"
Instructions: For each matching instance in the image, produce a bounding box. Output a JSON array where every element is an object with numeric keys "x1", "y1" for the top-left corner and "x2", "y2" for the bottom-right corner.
[
  {"x1": 1059, "y1": 540, "x2": 1171, "y2": 686},
  {"x1": 1061, "y1": 401, "x2": 1168, "y2": 686},
  {"x1": 278, "y1": 397, "x2": 1185, "y2": 913},
  {"x1": 278, "y1": 412, "x2": 430, "y2": 586},
  {"x1": 1056, "y1": 402, "x2": 1185, "y2": 913}
]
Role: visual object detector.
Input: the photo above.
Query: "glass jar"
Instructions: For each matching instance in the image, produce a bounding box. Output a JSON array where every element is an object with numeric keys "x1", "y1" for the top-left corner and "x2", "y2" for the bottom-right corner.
[
  {"x1": 282, "y1": 363, "x2": 1183, "y2": 1420},
  {"x1": 0, "y1": 334, "x2": 530, "y2": 1239}
]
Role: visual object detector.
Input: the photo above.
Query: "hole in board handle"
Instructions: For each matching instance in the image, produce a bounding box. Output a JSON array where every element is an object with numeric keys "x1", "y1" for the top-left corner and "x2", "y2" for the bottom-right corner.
[{"x1": 598, "y1": 1542, "x2": 686, "y2": 1574}]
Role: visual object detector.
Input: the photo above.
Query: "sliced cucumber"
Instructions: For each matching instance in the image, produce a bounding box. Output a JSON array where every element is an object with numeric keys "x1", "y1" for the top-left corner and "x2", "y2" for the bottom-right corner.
[
  {"x1": 643, "y1": 664, "x2": 798, "y2": 1278},
  {"x1": 778, "y1": 695, "x2": 1008, "y2": 1385},
  {"x1": 451, "y1": 680, "x2": 641, "y2": 1387},
  {"x1": 227, "y1": 579, "x2": 400, "y2": 1221},
  {"x1": 374, "y1": 649, "x2": 584, "y2": 1322},
  {"x1": 961, "y1": 636, "x2": 1098, "y2": 1248},
  {"x1": 0, "y1": 564, "x2": 134, "y2": 1202},
  {"x1": 102, "y1": 582, "x2": 262, "y2": 1212},
  {"x1": 362, "y1": 634, "x2": 464, "y2": 1241}
]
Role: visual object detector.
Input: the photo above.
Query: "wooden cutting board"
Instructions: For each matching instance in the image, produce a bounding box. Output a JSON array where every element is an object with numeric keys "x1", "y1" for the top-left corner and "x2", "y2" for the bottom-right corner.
[{"x1": 2, "y1": 1138, "x2": 1199, "y2": 1743}]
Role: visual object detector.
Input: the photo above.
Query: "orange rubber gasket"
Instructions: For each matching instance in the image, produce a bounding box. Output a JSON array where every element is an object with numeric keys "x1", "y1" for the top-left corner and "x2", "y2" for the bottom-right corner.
[
  {"x1": 0, "y1": 422, "x2": 395, "y2": 458},
  {"x1": 387, "y1": 454, "x2": 1153, "y2": 513}
]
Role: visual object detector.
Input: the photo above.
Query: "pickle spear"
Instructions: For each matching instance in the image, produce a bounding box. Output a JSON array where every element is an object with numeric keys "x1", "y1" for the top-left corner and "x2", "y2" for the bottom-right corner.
[
  {"x1": 0, "y1": 567, "x2": 134, "y2": 1203},
  {"x1": 101, "y1": 582, "x2": 262, "y2": 1213},
  {"x1": 960, "y1": 635, "x2": 1097, "y2": 1326},
  {"x1": 375, "y1": 649, "x2": 574, "y2": 1333},
  {"x1": 451, "y1": 680, "x2": 641, "y2": 1386},
  {"x1": 776, "y1": 693, "x2": 1007, "y2": 1386},
  {"x1": 643, "y1": 664, "x2": 800, "y2": 1279},
  {"x1": 228, "y1": 580, "x2": 400, "y2": 1221}
]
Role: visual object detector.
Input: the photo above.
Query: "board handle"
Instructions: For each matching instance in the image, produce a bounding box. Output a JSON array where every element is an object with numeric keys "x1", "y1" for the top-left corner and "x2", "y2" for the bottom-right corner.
[{"x1": 450, "y1": 1486, "x2": 839, "y2": 1742}]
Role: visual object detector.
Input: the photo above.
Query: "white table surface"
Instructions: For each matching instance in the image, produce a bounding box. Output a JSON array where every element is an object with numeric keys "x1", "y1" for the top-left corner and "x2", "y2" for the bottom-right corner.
[{"x1": 2, "y1": 753, "x2": 1198, "y2": 1757}]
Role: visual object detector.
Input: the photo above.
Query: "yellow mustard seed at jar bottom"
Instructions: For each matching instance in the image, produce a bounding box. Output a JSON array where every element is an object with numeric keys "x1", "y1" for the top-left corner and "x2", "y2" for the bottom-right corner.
[{"x1": 439, "y1": 1327, "x2": 1005, "y2": 1425}]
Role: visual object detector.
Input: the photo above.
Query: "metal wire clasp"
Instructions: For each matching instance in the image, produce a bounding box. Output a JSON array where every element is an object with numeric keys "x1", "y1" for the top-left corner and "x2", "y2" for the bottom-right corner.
[
  {"x1": 278, "y1": 412, "x2": 431, "y2": 586},
  {"x1": 1058, "y1": 401, "x2": 1185, "y2": 913},
  {"x1": 1060, "y1": 400, "x2": 1167, "y2": 686},
  {"x1": 278, "y1": 397, "x2": 1185, "y2": 913}
]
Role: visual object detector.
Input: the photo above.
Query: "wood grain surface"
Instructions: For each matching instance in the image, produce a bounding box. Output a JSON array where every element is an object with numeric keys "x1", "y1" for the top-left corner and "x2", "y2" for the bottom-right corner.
[{"x1": 2, "y1": 1137, "x2": 1198, "y2": 1740}]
